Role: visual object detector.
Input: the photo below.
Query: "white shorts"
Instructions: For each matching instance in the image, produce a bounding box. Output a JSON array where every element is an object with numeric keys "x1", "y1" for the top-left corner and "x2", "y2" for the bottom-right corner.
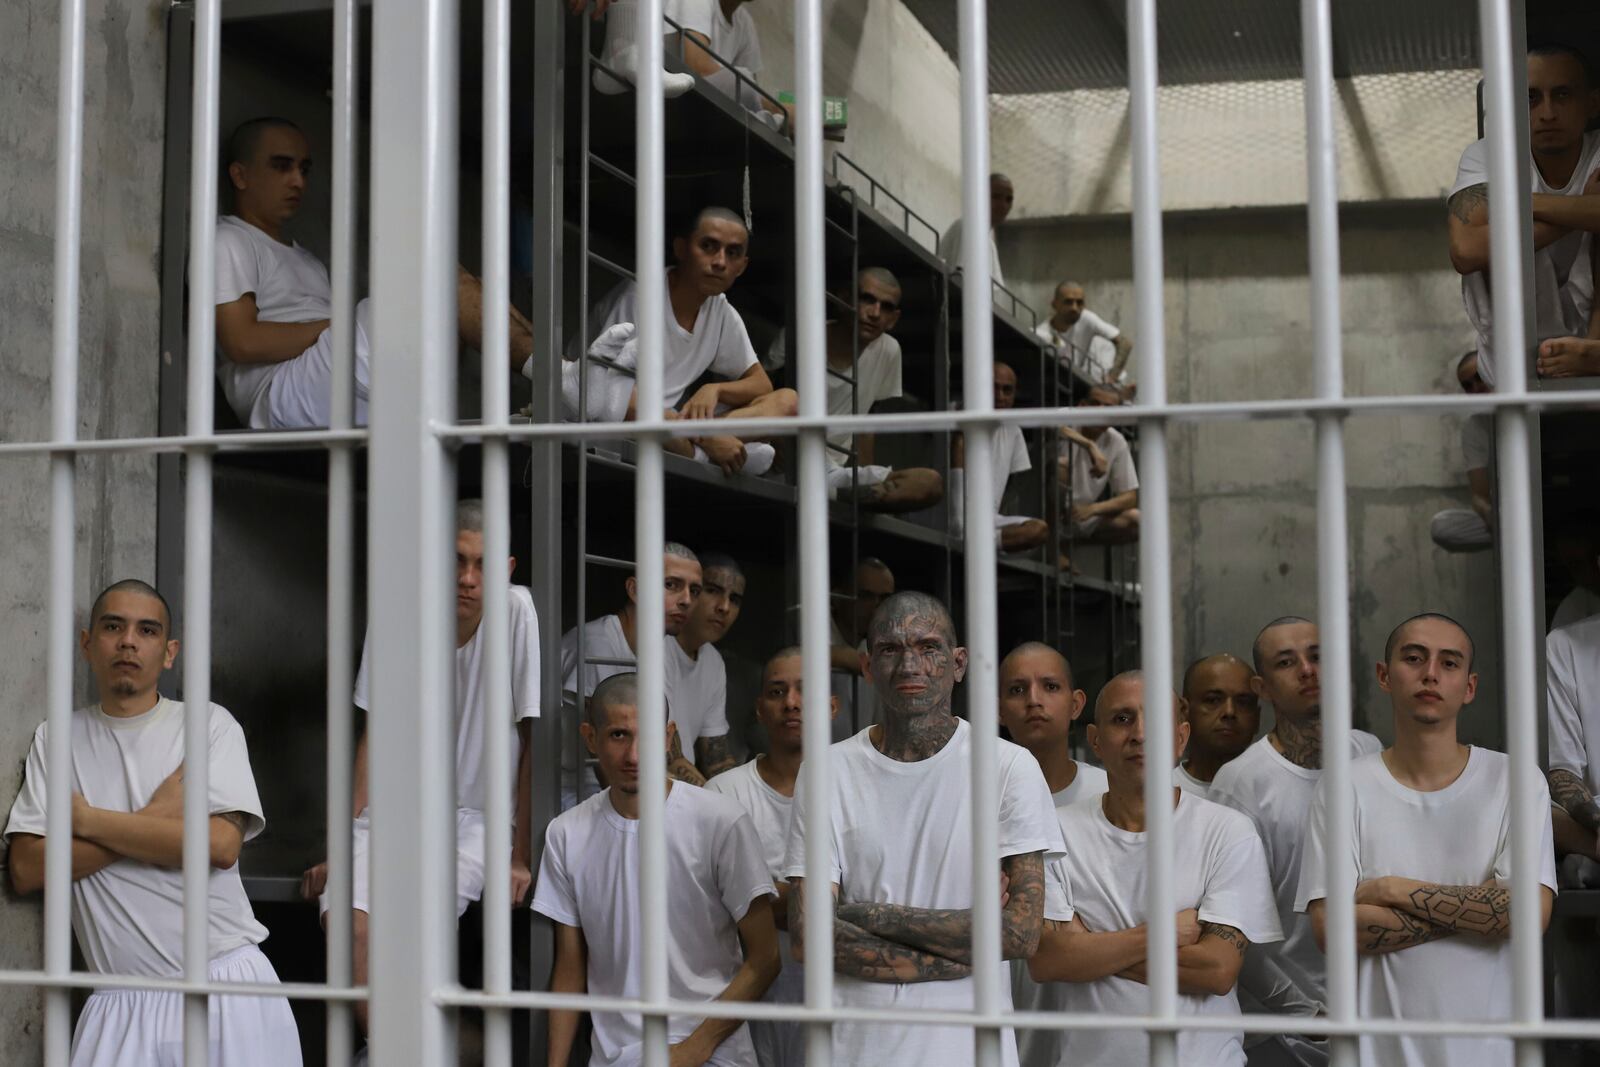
[
  {"x1": 71, "y1": 944, "x2": 301, "y2": 1067},
  {"x1": 826, "y1": 464, "x2": 893, "y2": 494},
  {"x1": 255, "y1": 298, "x2": 374, "y2": 430},
  {"x1": 320, "y1": 807, "x2": 487, "y2": 919}
]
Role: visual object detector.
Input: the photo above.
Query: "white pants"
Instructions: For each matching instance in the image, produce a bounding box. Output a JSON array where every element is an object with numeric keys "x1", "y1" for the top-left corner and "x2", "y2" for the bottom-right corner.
[
  {"x1": 826, "y1": 463, "x2": 893, "y2": 496},
  {"x1": 1430, "y1": 508, "x2": 1492, "y2": 552},
  {"x1": 71, "y1": 944, "x2": 301, "y2": 1067},
  {"x1": 319, "y1": 807, "x2": 487, "y2": 919},
  {"x1": 256, "y1": 299, "x2": 374, "y2": 429}
]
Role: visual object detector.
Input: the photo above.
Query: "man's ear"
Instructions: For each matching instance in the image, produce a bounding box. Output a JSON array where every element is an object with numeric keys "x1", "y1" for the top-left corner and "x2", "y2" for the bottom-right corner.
[
  {"x1": 1250, "y1": 673, "x2": 1265, "y2": 699},
  {"x1": 1086, "y1": 722, "x2": 1102, "y2": 762},
  {"x1": 1463, "y1": 671, "x2": 1479, "y2": 705},
  {"x1": 665, "y1": 719, "x2": 679, "y2": 757},
  {"x1": 625, "y1": 575, "x2": 638, "y2": 604},
  {"x1": 580, "y1": 720, "x2": 598, "y2": 756},
  {"x1": 1175, "y1": 719, "x2": 1192, "y2": 759},
  {"x1": 228, "y1": 160, "x2": 248, "y2": 192},
  {"x1": 79, "y1": 628, "x2": 90, "y2": 661},
  {"x1": 163, "y1": 639, "x2": 180, "y2": 672},
  {"x1": 507, "y1": 555, "x2": 518, "y2": 579},
  {"x1": 1375, "y1": 661, "x2": 1391, "y2": 693},
  {"x1": 829, "y1": 696, "x2": 840, "y2": 720},
  {"x1": 952, "y1": 646, "x2": 969, "y2": 683},
  {"x1": 1069, "y1": 689, "x2": 1088, "y2": 722}
]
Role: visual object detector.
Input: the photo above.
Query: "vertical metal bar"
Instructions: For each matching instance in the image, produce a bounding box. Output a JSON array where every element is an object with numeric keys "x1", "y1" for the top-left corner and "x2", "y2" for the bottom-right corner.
[
  {"x1": 480, "y1": 0, "x2": 514, "y2": 1058},
  {"x1": 1479, "y1": 2, "x2": 1543, "y2": 1064},
  {"x1": 955, "y1": 2, "x2": 1001, "y2": 1065},
  {"x1": 1299, "y1": 3, "x2": 1357, "y2": 1065},
  {"x1": 574, "y1": 11, "x2": 593, "y2": 809},
  {"x1": 181, "y1": 0, "x2": 222, "y2": 1060},
  {"x1": 366, "y1": 0, "x2": 460, "y2": 1056},
  {"x1": 1126, "y1": 0, "x2": 1176, "y2": 1063},
  {"x1": 633, "y1": 3, "x2": 669, "y2": 1064},
  {"x1": 795, "y1": 0, "x2": 834, "y2": 1063},
  {"x1": 44, "y1": 0, "x2": 87, "y2": 1056},
  {"x1": 324, "y1": 0, "x2": 360, "y2": 1060}
]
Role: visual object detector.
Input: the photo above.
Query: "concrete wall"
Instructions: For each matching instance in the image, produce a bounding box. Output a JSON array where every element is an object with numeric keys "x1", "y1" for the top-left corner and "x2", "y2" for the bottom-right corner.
[
  {"x1": 999, "y1": 204, "x2": 1505, "y2": 748},
  {"x1": 0, "y1": 0, "x2": 168, "y2": 1058},
  {"x1": 746, "y1": 0, "x2": 964, "y2": 239}
]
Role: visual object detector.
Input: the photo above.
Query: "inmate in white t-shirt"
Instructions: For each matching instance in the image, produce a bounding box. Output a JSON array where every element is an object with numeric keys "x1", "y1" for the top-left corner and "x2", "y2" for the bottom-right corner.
[
  {"x1": 1035, "y1": 310, "x2": 1121, "y2": 382},
  {"x1": 532, "y1": 783, "x2": 775, "y2": 1067},
  {"x1": 1552, "y1": 585, "x2": 1600, "y2": 633},
  {"x1": 1450, "y1": 130, "x2": 1600, "y2": 387},
  {"x1": 1174, "y1": 762, "x2": 1212, "y2": 799},
  {"x1": 1062, "y1": 426, "x2": 1138, "y2": 508},
  {"x1": 1209, "y1": 729, "x2": 1383, "y2": 1008},
  {"x1": 213, "y1": 215, "x2": 334, "y2": 428},
  {"x1": 708, "y1": 0, "x2": 761, "y2": 72},
  {"x1": 1295, "y1": 748, "x2": 1558, "y2": 1067},
  {"x1": 586, "y1": 270, "x2": 758, "y2": 408},
  {"x1": 669, "y1": 637, "x2": 732, "y2": 755},
  {"x1": 991, "y1": 422, "x2": 1033, "y2": 513},
  {"x1": 826, "y1": 333, "x2": 903, "y2": 465},
  {"x1": 783, "y1": 720, "x2": 1064, "y2": 1067},
  {"x1": 354, "y1": 585, "x2": 541, "y2": 813},
  {"x1": 940, "y1": 217, "x2": 1005, "y2": 286},
  {"x1": 3, "y1": 698, "x2": 268, "y2": 977},
  {"x1": 1056, "y1": 791, "x2": 1283, "y2": 1067},
  {"x1": 1548, "y1": 614, "x2": 1600, "y2": 796},
  {"x1": 1012, "y1": 761, "x2": 1108, "y2": 1067}
]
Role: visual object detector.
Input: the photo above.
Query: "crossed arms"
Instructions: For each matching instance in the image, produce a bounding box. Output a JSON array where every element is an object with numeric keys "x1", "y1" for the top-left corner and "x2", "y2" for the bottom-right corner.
[
  {"x1": 9, "y1": 767, "x2": 248, "y2": 895},
  {"x1": 1028, "y1": 907, "x2": 1250, "y2": 998},
  {"x1": 1307, "y1": 876, "x2": 1554, "y2": 957},
  {"x1": 787, "y1": 851, "x2": 1046, "y2": 984},
  {"x1": 547, "y1": 896, "x2": 780, "y2": 1067}
]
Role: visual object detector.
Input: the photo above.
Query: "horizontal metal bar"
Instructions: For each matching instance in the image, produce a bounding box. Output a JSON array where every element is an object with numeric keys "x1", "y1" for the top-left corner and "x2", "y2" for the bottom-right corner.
[
  {"x1": 824, "y1": 216, "x2": 855, "y2": 242},
  {"x1": 0, "y1": 970, "x2": 368, "y2": 1002},
  {"x1": 585, "y1": 250, "x2": 637, "y2": 283},
  {"x1": 0, "y1": 428, "x2": 368, "y2": 458},
  {"x1": 824, "y1": 291, "x2": 854, "y2": 312},
  {"x1": 587, "y1": 151, "x2": 636, "y2": 187},
  {"x1": 584, "y1": 552, "x2": 635, "y2": 569},
  {"x1": 435, "y1": 987, "x2": 1600, "y2": 1040},
  {"x1": 435, "y1": 387, "x2": 1600, "y2": 446}
]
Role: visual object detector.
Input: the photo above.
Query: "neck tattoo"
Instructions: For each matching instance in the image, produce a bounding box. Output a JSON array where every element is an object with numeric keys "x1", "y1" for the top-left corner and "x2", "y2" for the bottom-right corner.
[{"x1": 1276, "y1": 712, "x2": 1323, "y2": 769}]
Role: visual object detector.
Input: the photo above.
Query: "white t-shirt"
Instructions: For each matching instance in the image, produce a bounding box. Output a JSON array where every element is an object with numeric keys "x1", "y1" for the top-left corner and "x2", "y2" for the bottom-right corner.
[
  {"x1": 1548, "y1": 615, "x2": 1600, "y2": 795},
  {"x1": 940, "y1": 217, "x2": 1005, "y2": 286},
  {"x1": 990, "y1": 423, "x2": 1033, "y2": 515},
  {"x1": 3, "y1": 698, "x2": 268, "y2": 977},
  {"x1": 1461, "y1": 413, "x2": 1491, "y2": 473},
  {"x1": 586, "y1": 271, "x2": 758, "y2": 408},
  {"x1": 354, "y1": 585, "x2": 540, "y2": 813},
  {"x1": 1012, "y1": 761, "x2": 1108, "y2": 1067},
  {"x1": 708, "y1": 0, "x2": 761, "y2": 72},
  {"x1": 705, "y1": 758, "x2": 797, "y2": 977},
  {"x1": 1295, "y1": 748, "x2": 1558, "y2": 1067},
  {"x1": 783, "y1": 721, "x2": 1064, "y2": 1067},
  {"x1": 1035, "y1": 310, "x2": 1121, "y2": 382},
  {"x1": 1207, "y1": 730, "x2": 1383, "y2": 1007},
  {"x1": 1450, "y1": 131, "x2": 1600, "y2": 387},
  {"x1": 1174, "y1": 762, "x2": 1212, "y2": 799},
  {"x1": 664, "y1": 0, "x2": 715, "y2": 36},
  {"x1": 1056, "y1": 792, "x2": 1283, "y2": 1067},
  {"x1": 826, "y1": 334, "x2": 903, "y2": 465},
  {"x1": 213, "y1": 215, "x2": 334, "y2": 428},
  {"x1": 1062, "y1": 427, "x2": 1138, "y2": 506},
  {"x1": 1552, "y1": 585, "x2": 1600, "y2": 632},
  {"x1": 532, "y1": 784, "x2": 775, "y2": 1067},
  {"x1": 669, "y1": 638, "x2": 731, "y2": 756}
]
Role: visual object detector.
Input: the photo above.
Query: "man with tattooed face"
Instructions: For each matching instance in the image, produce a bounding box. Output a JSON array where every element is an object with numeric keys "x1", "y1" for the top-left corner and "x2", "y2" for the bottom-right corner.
[
  {"x1": 1297, "y1": 613, "x2": 1557, "y2": 1067},
  {"x1": 782, "y1": 592, "x2": 1063, "y2": 1067},
  {"x1": 1208, "y1": 616, "x2": 1383, "y2": 1064}
]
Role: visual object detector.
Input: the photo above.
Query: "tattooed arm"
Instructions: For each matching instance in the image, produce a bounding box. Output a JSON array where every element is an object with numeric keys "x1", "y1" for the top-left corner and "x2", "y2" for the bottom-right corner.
[
  {"x1": 1106, "y1": 916, "x2": 1248, "y2": 997},
  {"x1": 1447, "y1": 181, "x2": 1572, "y2": 275},
  {"x1": 1358, "y1": 876, "x2": 1553, "y2": 941},
  {"x1": 667, "y1": 728, "x2": 708, "y2": 787},
  {"x1": 695, "y1": 733, "x2": 740, "y2": 779},
  {"x1": 834, "y1": 851, "x2": 1047, "y2": 962},
  {"x1": 1548, "y1": 768, "x2": 1600, "y2": 835},
  {"x1": 789, "y1": 877, "x2": 973, "y2": 983},
  {"x1": 1308, "y1": 898, "x2": 1453, "y2": 957}
]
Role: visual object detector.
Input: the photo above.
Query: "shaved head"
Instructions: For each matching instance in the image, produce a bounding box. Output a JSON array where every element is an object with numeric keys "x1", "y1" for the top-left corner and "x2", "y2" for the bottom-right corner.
[
  {"x1": 1252, "y1": 616, "x2": 1314, "y2": 672},
  {"x1": 867, "y1": 591, "x2": 958, "y2": 647},
  {"x1": 1001, "y1": 641, "x2": 1074, "y2": 689},
  {"x1": 1183, "y1": 652, "x2": 1250, "y2": 696},
  {"x1": 90, "y1": 579, "x2": 173, "y2": 635},
  {"x1": 589, "y1": 672, "x2": 640, "y2": 729},
  {"x1": 1094, "y1": 669, "x2": 1143, "y2": 724},
  {"x1": 682, "y1": 205, "x2": 749, "y2": 241},
  {"x1": 860, "y1": 266, "x2": 901, "y2": 295},
  {"x1": 1385, "y1": 612, "x2": 1474, "y2": 668},
  {"x1": 226, "y1": 116, "x2": 304, "y2": 168}
]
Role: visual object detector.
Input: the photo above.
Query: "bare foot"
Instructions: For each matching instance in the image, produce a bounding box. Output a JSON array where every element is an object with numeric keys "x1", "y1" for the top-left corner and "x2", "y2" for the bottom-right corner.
[{"x1": 1537, "y1": 336, "x2": 1600, "y2": 378}]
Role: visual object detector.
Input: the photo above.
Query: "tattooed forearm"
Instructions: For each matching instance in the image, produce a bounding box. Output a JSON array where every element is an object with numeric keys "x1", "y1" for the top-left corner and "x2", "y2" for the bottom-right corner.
[
  {"x1": 666, "y1": 729, "x2": 707, "y2": 786},
  {"x1": 694, "y1": 734, "x2": 739, "y2": 778},
  {"x1": 1549, "y1": 768, "x2": 1600, "y2": 834},
  {"x1": 836, "y1": 852, "x2": 1047, "y2": 963},
  {"x1": 834, "y1": 918, "x2": 975, "y2": 982},
  {"x1": 1403, "y1": 884, "x2": 1511, "y2": 940},
  {"x1": 1360, "y1": 906, "x2": 1453, "y2": 955},
  {"x1": 1199, "y1": 921, "x2": 1248, "y2": 957},
  {"x1": 1449, "y1": 183, "x2": 1489, "y2": 224}
]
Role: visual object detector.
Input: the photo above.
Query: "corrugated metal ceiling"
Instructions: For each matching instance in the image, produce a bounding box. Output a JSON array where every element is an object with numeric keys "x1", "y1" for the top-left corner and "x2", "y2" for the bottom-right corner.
[{"x1": 900, "y1": 0, "x2": 1481, "y2": 94}]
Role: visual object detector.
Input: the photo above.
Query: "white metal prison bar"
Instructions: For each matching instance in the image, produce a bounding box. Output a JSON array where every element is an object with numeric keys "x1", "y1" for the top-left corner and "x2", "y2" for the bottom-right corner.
[
  {"x1": 633, "y1": 3, "x2": 671, "y2": 1065},
  {"x1": 1126, "y1": 0, "x2": 1178, "y2": 1064},
  {"x1": 365, "y1": 0, "x2": 460, "y2": 1057},
  {"x1": 955, "y1": 2, "x2": 1004, "y2": 1066},
  {"x1": 1480, "y1": 2, "x2": 1546, "y2": 1066},
  {"x1": 1299, "y1": 2, "x2": 1359, "y2": 1066},
  {"x1": 793, "y1": 0, "x2": 837, "y2": 1061},
  {"x1": 181, "y1": 0, "x2": 222, "y2": 1061},
  {"x1": 478, "y1": 0, "x2": 514, "y2": 1057},
  {"x1": 43, "y1": 0, "x2": 86, "y2": 1056},
  {"x1": 323, "y1": 0, "x2": 360, "y2": 1060}
]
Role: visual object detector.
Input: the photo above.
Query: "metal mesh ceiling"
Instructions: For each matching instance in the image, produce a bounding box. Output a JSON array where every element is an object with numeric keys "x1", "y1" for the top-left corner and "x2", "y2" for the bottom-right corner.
[{"x1": 900, "y1": 0, "x2": 1481, "y2": 94}]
